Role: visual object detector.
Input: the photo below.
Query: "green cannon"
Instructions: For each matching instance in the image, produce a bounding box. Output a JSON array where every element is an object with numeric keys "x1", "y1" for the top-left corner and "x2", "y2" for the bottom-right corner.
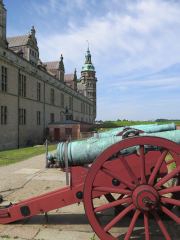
[
  {"x1": 94, "y1": 122, "x2": 176, "y2": 138},
  {"x1": 94, "y1": 123, "x2": 158, "y2": 138},
  {"x1": 47, "y1": 128, "x2": 180, "y2": 168}
]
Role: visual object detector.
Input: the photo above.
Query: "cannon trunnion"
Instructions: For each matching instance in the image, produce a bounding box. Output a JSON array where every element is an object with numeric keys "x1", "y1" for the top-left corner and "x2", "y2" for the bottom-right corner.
[{"x1": 1, "y1": 132, "x2": 180, "y2": 239}]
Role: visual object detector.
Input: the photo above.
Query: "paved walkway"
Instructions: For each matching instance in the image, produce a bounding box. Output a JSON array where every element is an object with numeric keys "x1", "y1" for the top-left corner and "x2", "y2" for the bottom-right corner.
[{"x1": 0, "y1": 150, "x2": 180, "y2": 239}]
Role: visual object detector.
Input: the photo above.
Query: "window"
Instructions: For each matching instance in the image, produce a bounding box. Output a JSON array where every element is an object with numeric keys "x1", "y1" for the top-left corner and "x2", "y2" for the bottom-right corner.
[
  {"x1": 65, "y1": 128, "x2": 72, "y2": 137},
  {"x1": 81, "y1": 102, "x2": 83, "y2": 113},
  {"x1": 35, "y1": 52, "x2": 36, "y2": 58},
  {"x1": 30, "y1": 49, "x2": 31, "y2": 54},
  {"x1": 90, "y1": 83, "x2": 91, "y2": 87},
  {"x1": 51, "y1": 88, "x2": 54, "y2": 105},
  {"x1": 1, "y1": 106, "x2": 7, "y2": 124},
  {"x1": 69, "y1": 97, "x2": 72, "y2": 110},
  {"x1": 19, "y1": 109, "x2": 26, "y2": 125},
  {"x1": 76, "y1": 116, "x2": 78, "y2": 121},
  {"x1": 1, "y1": 66, "x2": 7, "y2": 92},
  {"x1": 20, "y1": 74, "x2": 26, "y2": 97},
  {"x1": 50, "y1": 113, "x2": 54, "y2": 123},
  {"x1": 89, "y1": 106, "x2": 91, "y2": 115},
  {"x1": 37, "y1": 82, "x2": 41, "y2": 101},
  {"x1": 61, "y1": 93, "x2": 64, "y2": 108},
  {"x1": 32, "y1": 50, "x2": 34, "y2": 56},
  {"x1": 37, "y1": 111, "x2": 41, "y2": 125},
  {"x1": 86, "y1": 105, "x2": 88, "y2": 114},
  {"x1": 81, "y1": 117, "x2": 83, "y2": 122}
]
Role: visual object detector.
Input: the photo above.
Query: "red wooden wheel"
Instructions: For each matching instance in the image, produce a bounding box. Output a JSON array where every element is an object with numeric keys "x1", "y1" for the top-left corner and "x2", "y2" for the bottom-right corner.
[{"x1": 83, "y1": 136, "x2": 180, "y2": 240}]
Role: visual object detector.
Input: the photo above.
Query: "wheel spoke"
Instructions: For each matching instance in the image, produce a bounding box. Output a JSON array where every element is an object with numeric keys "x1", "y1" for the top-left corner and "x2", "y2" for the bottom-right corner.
[
  {"x1": 124, "y1": 209, "x2": 141, "y2": 240},
  {"x1": 93, "y1": 186, "x2": 132, "y2": 196},
  {"x1": 94, "y1": 197, "x2": 132, "y2": 213},
  {"x1": 165, "y1": 159, "x2": 175, "y2": 165},
  {"x1": 152, "y1": 210, "x2": 172, "y2": 240},
  {"x1": 144, "y1": 212, "x2": 150, "y2": 240},
  {"x1": 158, "y1": 204, "x2": 180, "y2": 224},
  {"x1": 169, "y1": 150, "x2": 180, "y2": 162},
  {"x1": 161, "y1": 197, "x2": 180, "y2": 207},
  {"x1": 159, "y1": 186, "x2": 180, "y2": 195},
  {"x1": 140, "y1": 145, "x2": 146, "y2": 183},
  {"x1": 165, "y1": 150, "x2": 179, "y2": 165},
  {"x1": 148, "y1": 149, "x2": 168, "y2": 185},
  {"x1": 117, "y1": 152, "x2": 140, "y2": 185},
  {"x1": 101, "y1": 166, "x2": 135, "y2": 190},
  {"x1": 104, "y1": 203, "x2": 135, "y2": 232},
  {"x1": 154, "y1": 165, "x2": 180, "y2": 190}
]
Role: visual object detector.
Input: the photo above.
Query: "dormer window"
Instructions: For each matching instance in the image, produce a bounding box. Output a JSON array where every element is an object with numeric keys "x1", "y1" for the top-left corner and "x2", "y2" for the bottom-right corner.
[{"x1": 16, "y1": 50, "x2": 24, "y2": 58}]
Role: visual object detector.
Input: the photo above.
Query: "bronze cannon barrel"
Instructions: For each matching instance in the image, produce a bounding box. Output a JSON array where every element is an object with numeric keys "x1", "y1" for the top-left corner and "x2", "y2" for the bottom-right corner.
[
  {"x1": 47, "y1": 128, "x2": 180, "y2": 168},
  {"x1": 95, "y1": 122, "x2": 176, "y2": 138}
]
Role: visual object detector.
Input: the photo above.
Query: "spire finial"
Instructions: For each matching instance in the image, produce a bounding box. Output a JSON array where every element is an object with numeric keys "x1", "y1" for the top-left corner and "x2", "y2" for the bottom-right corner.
[
  {"x1": 86, "y1": 40, "x2": 89, "y2": 50},
  {"x1": 31, "y1": 26, "x2": 35, "y2": 36}
]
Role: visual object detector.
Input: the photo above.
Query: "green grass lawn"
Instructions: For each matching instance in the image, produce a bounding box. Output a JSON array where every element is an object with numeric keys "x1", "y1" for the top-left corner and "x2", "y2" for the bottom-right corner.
[{"x1": 0, "y1": 145, "x2": 57, "y2": 166}]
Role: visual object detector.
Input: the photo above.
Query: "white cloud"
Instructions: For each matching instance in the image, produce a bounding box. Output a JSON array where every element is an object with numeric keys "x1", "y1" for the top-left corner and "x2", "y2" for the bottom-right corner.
[
  {"x1": 36, "y1": 0, "x2": 180, "y2": 77},
  {"x1": 109, "y1": 77, "x2": 180, "y2": 90}
]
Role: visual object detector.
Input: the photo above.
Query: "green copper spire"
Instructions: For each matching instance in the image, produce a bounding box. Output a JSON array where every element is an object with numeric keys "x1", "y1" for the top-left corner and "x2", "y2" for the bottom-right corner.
[{"x1": 82, "y1": 45, "x2": 95, "y2": 72}]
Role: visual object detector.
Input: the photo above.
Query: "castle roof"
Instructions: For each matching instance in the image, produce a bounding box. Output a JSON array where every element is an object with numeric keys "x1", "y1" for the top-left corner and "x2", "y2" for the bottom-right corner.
[
  {"x1": 64, "y1": 74, "x2": 74, "y2": 81},
  {"x1": 7, "y1": 35, "x2": 28, "y2": 47},
  {"x1": 43, "y1": 61, "x2": 59, "y2": 70}
]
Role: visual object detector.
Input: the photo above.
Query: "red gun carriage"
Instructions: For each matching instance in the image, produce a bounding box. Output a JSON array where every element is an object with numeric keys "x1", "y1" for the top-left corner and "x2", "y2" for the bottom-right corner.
[{"x1": 1, "y1": 129, "x2": 180, "y2": 240}]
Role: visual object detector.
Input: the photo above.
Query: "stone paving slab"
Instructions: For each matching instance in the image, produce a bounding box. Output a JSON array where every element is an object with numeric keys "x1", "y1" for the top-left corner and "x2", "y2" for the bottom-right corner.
[
  {"x1": 0, "y1": 225, "x2": 6, "y2": 233},
  {"x1": 14, "y1": 169, "x2": 41, "y2": 174},
  {"x1": 8, "y1": 227, "x2": 39, "y2": 240},
  {"x1": 35, "y1": 228, "x2": 100, "y2": 240},
  {"x1": 27, "y1": 170, "x2": 67, "y2": 181}
]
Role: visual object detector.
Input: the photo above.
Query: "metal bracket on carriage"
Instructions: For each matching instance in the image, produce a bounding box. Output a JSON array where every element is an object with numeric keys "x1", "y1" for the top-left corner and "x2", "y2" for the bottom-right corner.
[
  {"x1": 117, "y1": 128, "x2": 144, "y2": 137},
  {"x1": 122, "y1": 129, "x2": 140, "y2": 139}
]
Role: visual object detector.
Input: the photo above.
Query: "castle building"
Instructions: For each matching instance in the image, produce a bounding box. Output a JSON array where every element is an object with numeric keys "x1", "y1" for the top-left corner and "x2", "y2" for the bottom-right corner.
[{"x1": 0, "y1": 0, "x2": 97, "y2": 150}]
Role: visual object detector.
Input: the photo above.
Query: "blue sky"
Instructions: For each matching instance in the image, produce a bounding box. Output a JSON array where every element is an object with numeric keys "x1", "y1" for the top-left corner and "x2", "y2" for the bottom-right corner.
[{"x1": 4, "y1": 0, "x2": 180, "y2": 121}]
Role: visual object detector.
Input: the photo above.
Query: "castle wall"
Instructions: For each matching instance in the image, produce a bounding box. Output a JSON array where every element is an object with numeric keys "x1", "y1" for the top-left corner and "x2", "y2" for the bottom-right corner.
[{"x1": 0, "y1": 46, "x2": 94, "y2": 151}]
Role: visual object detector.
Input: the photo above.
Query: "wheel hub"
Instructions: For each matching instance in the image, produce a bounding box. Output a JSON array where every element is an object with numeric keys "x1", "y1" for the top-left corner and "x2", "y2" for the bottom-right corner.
[{"x1": 132, "y1": 184, "x2": 159, "y2": 211}]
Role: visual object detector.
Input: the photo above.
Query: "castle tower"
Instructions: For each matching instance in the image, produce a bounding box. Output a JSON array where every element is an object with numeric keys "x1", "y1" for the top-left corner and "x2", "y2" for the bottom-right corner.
[
  {"x1": 0, "y1": 0, "x2": 7, "y2": 47},
  {"x1": 80, "y1": 45, "x2": 97, "y2": 120}
]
